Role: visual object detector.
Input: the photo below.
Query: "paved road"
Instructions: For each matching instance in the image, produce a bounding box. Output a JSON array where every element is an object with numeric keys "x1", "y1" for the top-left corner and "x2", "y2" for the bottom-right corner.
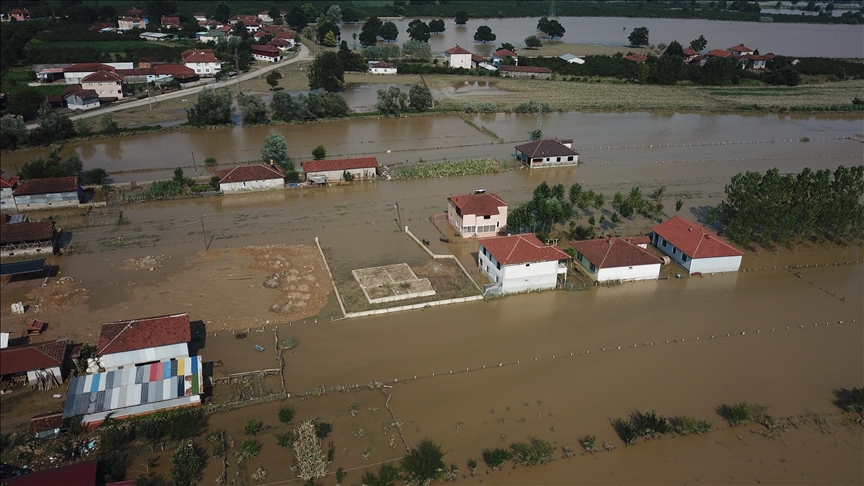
[{"x1": 27, "y1": 43, "x2": 311, "y2": 128}]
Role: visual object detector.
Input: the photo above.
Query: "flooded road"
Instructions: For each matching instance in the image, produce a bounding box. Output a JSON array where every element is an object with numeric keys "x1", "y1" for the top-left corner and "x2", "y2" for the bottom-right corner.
[
  {"x1": 334, "y1": 16, "x2": 864, "y2": 58},
  {"x1": 2, "y1": 113, "x2": 860, "y2": 184}
]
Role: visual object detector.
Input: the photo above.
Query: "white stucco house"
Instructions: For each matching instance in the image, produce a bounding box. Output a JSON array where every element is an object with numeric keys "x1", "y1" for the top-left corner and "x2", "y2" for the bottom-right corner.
[
  {"x1": 445, "y1": 45, "x2": 473, "y2": 69},
  {"x1": 301, "y1": 157, "x2": 378, "y2": 184},
  {"x1": 446, "y1": 191, "x2": 507, "y2": 238},
  {"x1": 514, "y1": 139, "x2": 579, "y2": 168},
  {"x1": 12, "y1": 176, "x2": 81, "y2": 210},
  {"x1": 369, "y1": 61, "x2": 397, "y2": 74},
  {"x1": 570, "y1": 236, "x2": 662, "y2": 282},
  {"x1": 181, "y1": 48, "x2": 222, "y2": 76},
  {"x1": 216, "y1": 164, "x2": 285, "y2": 194},
  {"x1": 651, "y1": 216, "x2": 743, "y2": 274},
  {"x1": 478, "y1": 233, "x2": 570, "y2": 294}
]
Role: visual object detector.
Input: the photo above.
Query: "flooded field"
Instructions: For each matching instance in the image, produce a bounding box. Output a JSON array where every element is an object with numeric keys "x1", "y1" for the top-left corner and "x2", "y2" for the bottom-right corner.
[{"x1": 334, "y1": 16, "x2": 863, "y2": 58}]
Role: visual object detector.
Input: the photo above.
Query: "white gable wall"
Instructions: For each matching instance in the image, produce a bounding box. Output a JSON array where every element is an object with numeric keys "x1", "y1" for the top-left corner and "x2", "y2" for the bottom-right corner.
[
  {"x1": 652, "y1": 233, "x2": 741, "y2": 274},
  {"x1": 448, "y1": 53, "x2": 471, "y2": 69},
  {"x1": 221, "y1": 178, "x2": 283, "y2": 194}
]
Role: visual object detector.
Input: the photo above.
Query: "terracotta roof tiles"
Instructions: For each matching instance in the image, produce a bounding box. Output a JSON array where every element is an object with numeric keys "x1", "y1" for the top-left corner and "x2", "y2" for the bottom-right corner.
[
  {"x1": 445, "y1": 45, "x2": 472, "y2": 55},
  {"x1": 0, "y1": 339, "x2": 67, "y2": 376},
  {"x1": 570, "y1": 238, "x2": 662, "y2": 269},
  {"x1": 12, "y1": 176, "x2": 79, "y2": 196},
  {"x1": 216, "y1": 164, "x2": 284, "y2": 184},
  {"x1": 97, "y1": 313, "x2": 191, "y2": 355},
  {"x1": 448, "y1": 192, "x2": 507, "y2": 216},
  {"x1": 0, "y1": 221, "x2": 54, "y2": 244},
  {"x1": 481, "y1": 233, "x2": 570, "y2": 266},
  {"x1": 3, "y1": 459, "x2": 97, "y2": 486},
  {"x1": 81, "y1": 70, "x2": 123, "y2": 83},
  {"x1": 493, "y1": 48, "x2": 517, "y2": 58},
  {"x1": 499, "y1": 65, "x2": 552, "y2": 74},
  {"x1": 651, "y1": 216, "x2": 743, "y2": 259}
]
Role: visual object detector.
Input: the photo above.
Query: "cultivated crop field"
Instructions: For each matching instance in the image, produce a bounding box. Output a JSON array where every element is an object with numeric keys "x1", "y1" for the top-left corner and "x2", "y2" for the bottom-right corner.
[{"x1": 426, "y1": 75, "x2": 864, "y2": 113}]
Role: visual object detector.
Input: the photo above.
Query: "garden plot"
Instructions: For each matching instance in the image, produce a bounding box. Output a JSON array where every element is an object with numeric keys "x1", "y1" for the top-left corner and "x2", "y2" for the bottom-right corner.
[{"x1": 352, "y1": 263, "x2": 436, "y2": 304}]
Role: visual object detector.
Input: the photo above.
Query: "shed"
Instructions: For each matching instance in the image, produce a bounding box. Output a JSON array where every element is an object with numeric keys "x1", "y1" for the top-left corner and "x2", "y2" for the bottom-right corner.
[
  {"x1": 65, "y1": 89, "x2": 100, "y2": 111},
  {"x1": 447, "y1": 192, "x2": 508, "y2": 238},
  {"x1": 251, "y1": 45, "x2": 280, "y2": 63},
  {"x1": 499, "y1": 65, "x2": 552, "y2": 79},
  {"x1": 0, "y1": 220, "x2": 56, "y2": 256},
  {"x1": 370, "y1": 61, "x2": 397, "y2": 74},
  {"x1": 570, "y1": 237, "x2": 663, "y2": 282},
  {"x1": 478, "y1": 233, "x2": 570, "y2": 294},
  {"x1": 301, "y1": 157, "x2": 378, "y2": 183},
  {"x1": 513, "y1": 139, "x2": 578, "y2": 168},
  {"x1": 98, "y1": 312, "x2": 192, "y2": 370},
  {"x1": 215, "y1": 164, "x2": 284, "y2": 194},
  {"x1": 12, "y1": 176, "x2": 81, "y2": 210},
  {"x1": 559, "y1": 53, "x2": 585, "y2": 64},
  {"x1": 0, "y1": 339, "x2": 67, "y2": 389},
  {"x1": 651, "y1": 216, "x2": 743, "y2": 274}
]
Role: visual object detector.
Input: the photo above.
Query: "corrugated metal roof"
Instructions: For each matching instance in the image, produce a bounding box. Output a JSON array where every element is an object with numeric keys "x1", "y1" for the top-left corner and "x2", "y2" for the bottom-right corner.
[
  {"x1": 101, "y1": 343, "x2": 189, "y2": 370},
  {"x1": 63, "y1": 356, "x2": 201, "y2": 419}
]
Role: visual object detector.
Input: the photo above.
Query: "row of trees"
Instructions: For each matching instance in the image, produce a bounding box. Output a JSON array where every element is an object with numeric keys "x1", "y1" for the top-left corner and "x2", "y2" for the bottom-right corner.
[
  {"x1": 708, "y1": 166, "x2": 864, "y2": 248},
  {"x1": 376, "y1": 85, "x2": 433, "y2": 116}
]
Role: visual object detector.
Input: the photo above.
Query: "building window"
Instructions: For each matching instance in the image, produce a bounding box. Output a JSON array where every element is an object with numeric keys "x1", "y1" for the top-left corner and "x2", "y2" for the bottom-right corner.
[
  {"x1": 589, "y1": 263, "x2": 596, "y2": 272},
  {"x1": 556, "y1": 157, "x2": 561, "y2": 162},
  {"x1": 672, "y1": 247, "x2": 677, "y2": 255},
  {"x1": 577, "y1": 253, "x2": 583, "y2": 262},
  {"x1": 483, "y1": 215, "x2": 491, "y2": 220},
  {"x1": 661, "y1": 240, "x2": 667, "y2": 248},
  {"x1": 496, "y1": 261, "x2": 500, "y2": 270},
  {"x1": 682, "y1": 254, "x2": 688, "y2": 262},
  {"x1": 568, "y1": 156, "x2": 574, "y2": 161}
]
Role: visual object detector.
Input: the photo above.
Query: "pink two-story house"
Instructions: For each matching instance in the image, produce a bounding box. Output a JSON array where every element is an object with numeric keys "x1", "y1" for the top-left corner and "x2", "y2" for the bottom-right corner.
[{"x1": 447, "y1": 191, "x2": 508, "y2": 238}]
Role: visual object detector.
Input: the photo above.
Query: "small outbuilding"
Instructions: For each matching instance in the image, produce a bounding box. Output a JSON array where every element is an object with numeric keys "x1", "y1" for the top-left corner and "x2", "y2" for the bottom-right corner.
[
  {"x1": 216, "y1": 164, "x2": 285, "y2": 194},
  {"x1": 651, "y1": 216, "x2": 743, "y2": 274},
  {"x1": 0, "y1": 339, "x2": 68, "y2": 390},
  {"x1": 570, "y1": 237, "x2": 662, "y2": 282},
  {"x1": 492, "y1": 48, "x2": 518, "y2": 66},
  {"x1": 446, "y1": 191, "x2": 508, "y2": 238},
  {"x1": 624, "y1": 54, "x2": 648, "y2": 63},
  {"x1": 499, "y1": 65, "x2": 552, "y2": 79},
  {"x1": 97, "y1": 312, "x2": 192, "y2": 370},
  {"x1": 369, "y1": 61, "x2": 397, "y2": 74},
  {"x1": 0, "y1": 220, "x2": 56, "y2": 256},
  {"x1": 559, "y1": 53, "x2": 585, "y2": 64},
  {"x1": 12, "y1": 176, "x2": 81, "y2": 210},
  {"x1": 513, "y1": 139, "x2": 579, "y2": 168},
  {"x1": 251, "y1": 44, "x2": 280, "y2": 62},
  {"x1": 301, "y1": 157, "x2": 378, "y2": 184},
  {"x1": 478, "y1": 233, "x2": 570, "y2": 294},
  {"x1": 65, "y1": 89, "x2": 100, "y2": 111}
]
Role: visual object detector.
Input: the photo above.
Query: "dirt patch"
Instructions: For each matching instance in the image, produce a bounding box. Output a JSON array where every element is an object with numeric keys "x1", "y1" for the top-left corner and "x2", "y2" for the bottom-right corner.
[
  {"x1": 122, "y1": 254, "x2": 166, "y2": 271},
  {"x1": 26, "y1": 277, "x2": 90, "y2": 314}
]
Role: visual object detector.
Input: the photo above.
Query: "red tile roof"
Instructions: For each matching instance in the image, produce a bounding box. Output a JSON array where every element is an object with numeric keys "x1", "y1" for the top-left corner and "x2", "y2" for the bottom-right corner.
[
  {"x1": 448, "y1": 192, "x2": 507, "y2": 216},
  {"x1": 445, "y1": 45, "x2": 472, "y2": 55},
  {"x1": 181, "y1": 48, "x2": 221, "y2": 64},
  {"x1": 267, "y1": 38, "x2": 291, "y2": 47},
  {"x1": 371, "y1": 61, "x2": 394, "y2": 68},
  {"x1": 116, "y1": 67, "x2": 155, "y2": 76},
  {"x1": 1, "y1": 170, "x2": 19, "y2": 189},
  {"x1": 30, "y1": 411, "x2": 64, "y2": 434},
  {"x1": 97, "y1": 313, "x2": 191, "y2": 355},
  {"x1": 493, "y1": 49, "x2": 517, "y2": 58},
  {"x1": 624, "y1": 54, "x2": 648, "y2": 63},
  {"x1": 81, "y1": 70, "x2": 123, "y2": 83},
  {"x1": 274, "y1": 30, "x2": 295, "y2": 40},
  {"x1": 301, "y1": 157, "x2": 378, "y2": 173},
  {"x1": 471, "y1": 53, "x2": 486, "y2": 64},
  {"x1": 682, "y1": 48, "x2": 699, "y2": 56},
  {"x1": 63, "y1": 63, "x2": 114, "y2": 73},
  {"x1": 651, "y1": 216, "x2": 743, "y2": 259},
  {"x1": 216, "y1": 164, "x2": 284, "y2": 184},
  {"x1": 514, "y1": 139, "x2": 578, "y2": 158},
  {"x1": 727, "y1": 44, "x2": 754, "y2": 52},
  {"x1": 252, "y1": 45, "x2": 280, "y2": 55},
  {"x1": 3, "y1": 459, "x2": 97, "y2": 486},
  {"x1": 153, "y1": 64, "x2": 197, "y2": 78},
  {"x1": 0, "y1": 221, "x2": 55, "y2": 244},
  {"x1": 570, "y1": 237, "x2": 662, "y2": 269},
  {"x1": 625, "y1": 235, "x2": 651, "y2": 246},
  {"x1": 161, "y1": 16, "x2": 180, "y2": 26},
  {"x1": 500, "y1": 65, "x2": 552, "y2": 74},
  {"x1": 0, "y1": 339, "x2": 67, "y2": 376},
  {"x1": 707, "y1": 49, "x2": 733, "y2": 58},
  {"x1": 481, "y1": 233, "x2": 570, "y2": 266},
  {"x1": 744, "y1": 54, "x2": 767, "y2": 61},
  {"x1": 13, "y1": 176, "x2": 79, "y2": 196}
]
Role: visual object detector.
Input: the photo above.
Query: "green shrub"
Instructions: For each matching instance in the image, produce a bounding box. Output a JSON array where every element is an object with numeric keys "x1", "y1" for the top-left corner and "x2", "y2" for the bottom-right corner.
[
  {"x1": 840, "y1": 387, "x2": 864, "y2": 413},
  {"x1": 278, "y1": 405, "x2": 296, "y2": 425},
  {"x1": 237, "y1": 439, "x2": 261, "y2": 462},
  {"x1": 275, "y1": 431, "x2": 297, "y2": 449},
  {"x1": 725, "y1": 403, "x2": 752, "y2": 426},
  {"x1": 243, "y1": 419, "x2": 262, "y2": 436},
  {"x1": 672, "y1": 416, "x2": 713, "y2": 435},
  {"x1": 510, "y1": 437, "x2": 555, "y2": 466},
  {"x1": 483, "y1": 448, "x2": 511, "y2": 470},
  {"x1": 204, "y1": 157, "x2": 217, "y2": 167}
]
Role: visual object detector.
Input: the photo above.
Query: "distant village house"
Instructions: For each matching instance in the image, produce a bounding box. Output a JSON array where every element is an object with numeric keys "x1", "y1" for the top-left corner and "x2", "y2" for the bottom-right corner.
[
  {"x1": 514, "y1": 139, "x2": 579, "y2": 168},
  {"x1": 12, "y1": 176, "x2": 81, "y2": 211},
  {"x1": 301, "y1": 157, "x2": 378, "y2": 184},
  {"x1": 499, "y1": 65, "x2": 552, "y2": 79},
  {"x1": 216, "y1": 164, "x2": 285, "y2": 194}
]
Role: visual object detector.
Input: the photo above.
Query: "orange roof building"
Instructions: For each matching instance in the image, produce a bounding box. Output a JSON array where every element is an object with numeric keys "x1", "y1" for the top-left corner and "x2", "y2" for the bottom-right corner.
[
  {"x1": 478, "y1": 233, "x2": 570, "y2": 294},
  {"x1": 446, "y1": 192, "x2": 508, "y2": 238},
  {"x1": 570, "y1": 237, "x2": 663, "y2": 282},
  {"x1": 651, "y1": 216, "x2": 743, "y2": 274}
]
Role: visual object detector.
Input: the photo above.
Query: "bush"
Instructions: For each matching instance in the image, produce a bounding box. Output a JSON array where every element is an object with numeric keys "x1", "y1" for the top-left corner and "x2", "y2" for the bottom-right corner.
[
  {"x1": 510, "y1": 437, "x2": 555, "y2": 466},
  {"x1": 169, "y1": 442, "x2": 201, "y2": 486},
  {"x1": 482, "y1": 448, "x2": 511, "y2": 470},
  {"x1": 82, "y1": 167, "x2": 109, "y2": 185},
  {"x1": 278, "y1": 405, "x2": 296, "y2": 425},
  {"x1": 314, "y1": 420, "x2": 332, "y2": 439},
  {"x1": 275, "y1": 431, "x2": 297, "y2": 449},
  {"x1": 839, "y1": 387, "x2": 864, "y2": 413},
  {"x1": 243, "y1": 419, "x2": 262, "y2": 436},
  {"x1": 237, "y1": 439, "x2": 261, "y2": 462},
  {"x1": 724, "y1": 403, "x2": 752, "y2": 426},
  {"x1": 401, "y1": 439, "x2": 445, "y2": 484},
  {"x1": 204, "y1": 157, "x2": 217, "y2": 167},
  {"x1": 513, "y1": 99, "x2": 551, "y2": 113},
  {"x1": 672, "y1": 416, "x2": 713, "y2": 435},
  {"x1": 617, "y1": 409, "x2": 672, "y2": 444}
]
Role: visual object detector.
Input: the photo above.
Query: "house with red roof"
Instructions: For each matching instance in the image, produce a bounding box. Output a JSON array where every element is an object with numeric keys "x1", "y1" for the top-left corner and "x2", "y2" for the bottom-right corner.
[
  {"x1": 153, "y1": 64, "x2": 199, "y2": 84},
  {"x1": 370, "y1": 60, "x2": 397, "y2": 74},
  {"x1": 251, "y1": 44, "x2": 280, "y2": 62},
  {"x1": 651, "y1": 216, "x2": 743, "y2": 274},
  {"x1": 727, "y1": 44, "x2": 755, "y2": 56},
  {"x1": 0, "y1": 339, "x2": 67, "y2": 389},
  {"x1": 478, "y1": 233, "x2": 570, "y2": 294},
  {"x1": 181, "y1": 48, "x2": 222, "y2": 76},
  {"x1": 216, "y1": 164, "x2": 285, "y2": 194},
  {"x1": 445, "y1": 45, "x2": 473, "y2": 69},
  {"x1": 97, "y1": 312, "x2": 192, "y2": 370},
  {"x1": 12, "y1": 176, "x2": 81, "y2": 211},
  {"x1": 160, "y1": 16, "x2": 181, "y2": 29},
  {"x1": 82, "y1": 70, "x2": 124, "y2": 99},
  {"x1": 513, "y1": 139, "x2": 578, "y2": 168},
  {"x1": 62, "y1": 63, "x2": 115, "y2": 85},
  {"x1": 301, "y1": 157, "x2": 378, "y2": 184},
  {"x1": 706, "y1": 49, "x2": 733, "y2": 59},
  {"x1": 499, "y1": 65, "x2": 552, "y2": 79},
  {"x1": 492, "y1": 48, "x2": 518, "y2": 66},
  {"x1": 624, "y1": 53, "x2": 648, "y2": 63},
  {"x1": 570, "y1": 237, "x2": 663, "y2": 282},
  {"x1": 117, "y1": 16, "x2": 147, "y2": 31},
  {"x1": 447, "y1": 191, "x2": 508, "y2": 238},
  {"x1": 8, "y1": 8, "x2": 31, "y2": 21}
]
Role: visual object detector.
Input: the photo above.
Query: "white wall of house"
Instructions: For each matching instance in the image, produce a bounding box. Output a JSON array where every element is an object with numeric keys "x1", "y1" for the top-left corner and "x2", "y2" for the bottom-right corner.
[
  {"x1": 306, "y1": 167, "x2": 376, "y2": 182},
  {"x1": 447, "y1": 202, "x2": 507, "y2": 238},
  {"x1": 370, "y1": 66, "x2": 397, "y2": 74},
  {"x1": 1, "y1": 188, "x2": 16, "y2": 211},
  {"x1": 83, "y1": 80, "x2": 124, "y2": 99},
  {"x1": 64, "y1": 72, "x2": 94, "y2": 84},
  {"x1": 478, "y1": 247, "x2": 560, "y2": 294},
  {"x1": 447, "y1": 53, "x2": 471, "y2": 69},
  {"x1": 185, "y1": 62, "x2": 221, "y2": 75},
  {"x1": 67, "y1": 97, "x2": 100, "y2": 110},
  {"x1": 652, "y1": 234, "x2": 741, "y2": 274},
  {"x1": 520, "y1": 153, "x2": 578, "y2": 168},
  {"x1": 252, "y1": 53, "x2": 279, "y2": 63},
  {"x1": 13, "y1": 192, "x2": 79, "y2": 210},
  {"x1": 221, "y1": 178, "x2": 284, "y2": 194},
  {"x1": 597, "y1": 263, "x2": 661, "y2": 282},
  {"x1": 25, "y1": 366, "x2": 62, "y2": 386}
]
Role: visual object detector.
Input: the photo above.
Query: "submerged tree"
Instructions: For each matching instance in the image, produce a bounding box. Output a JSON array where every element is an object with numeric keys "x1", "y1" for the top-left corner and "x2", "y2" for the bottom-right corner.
[
  {"x1": 260, "y1": 133, "x2": 289, "y2": 165},
  {"x1": 187, "y1": 88, "x2": 233, "y2": 125}
]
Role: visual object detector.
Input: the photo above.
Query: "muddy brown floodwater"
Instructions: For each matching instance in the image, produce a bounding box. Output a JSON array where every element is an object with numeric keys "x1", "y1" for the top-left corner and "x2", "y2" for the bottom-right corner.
[{"x1": 1, "y1": 113, "x2": 862, "y2": 484}]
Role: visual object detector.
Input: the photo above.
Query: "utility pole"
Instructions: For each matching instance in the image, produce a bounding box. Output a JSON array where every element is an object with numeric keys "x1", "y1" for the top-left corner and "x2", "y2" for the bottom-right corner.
[
  {"x1": 200, "y1": 217, "x2": 208, "y2": 250},
  {"x1": 191, "y1": 152, "x2": 198, "y2": 176},
  {"x1": 395, "y1": 202, "x2": 403, "y2": 231},
  {"x1": 147, "y1": 85, "x2": 152, "y2": 110}
]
